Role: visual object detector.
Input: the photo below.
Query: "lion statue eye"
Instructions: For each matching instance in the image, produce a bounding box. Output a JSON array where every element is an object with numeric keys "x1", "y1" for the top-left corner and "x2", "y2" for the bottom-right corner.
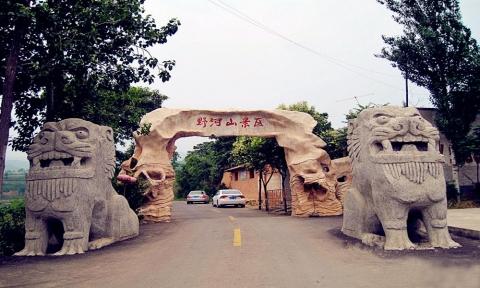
[
  {"x1": 38, "y1": 130, "x2": 54, "y2": 144},
  {"x1": 75, "y1": 129, "x2": 89, "y2": 139},
  {"x1": 376, "y1": 116, "x2": 390, "y2": 125}
]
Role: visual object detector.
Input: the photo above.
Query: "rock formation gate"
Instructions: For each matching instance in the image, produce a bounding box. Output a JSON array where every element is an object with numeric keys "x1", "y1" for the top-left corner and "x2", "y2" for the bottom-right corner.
[{"x1": 120, "y1": 108, "x2": 344, "y2": 222}]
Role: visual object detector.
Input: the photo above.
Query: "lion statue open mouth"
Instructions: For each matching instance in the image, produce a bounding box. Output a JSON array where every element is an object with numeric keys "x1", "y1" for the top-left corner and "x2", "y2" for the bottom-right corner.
[
  {"x1": 289, "y1": 155, "x2": 341, "y2": 217},
  {"x1": 15, "y1": 119, "x2": 139, "y2": 256},
  {"x1": 342, "y1": 106, "x2": 460, "y2": 250}
]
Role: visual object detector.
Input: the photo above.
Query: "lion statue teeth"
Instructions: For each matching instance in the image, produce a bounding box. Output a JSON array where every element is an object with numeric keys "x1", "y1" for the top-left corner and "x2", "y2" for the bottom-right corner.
[
  {"x1": 15, "y1": 119, "x2": 139, "y2": 256},
  {"x1": 342, "y1": 106, "x2": 460, "y2": 250}
]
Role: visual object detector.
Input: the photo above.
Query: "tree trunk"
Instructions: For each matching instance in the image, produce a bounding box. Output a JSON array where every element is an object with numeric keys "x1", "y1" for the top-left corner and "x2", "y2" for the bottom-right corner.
[
  {"x1": 449, "y1": 146, "x2": 461, "y2": 202},
  {"x1": 476, "y1": 161, "x2": 479, "y2": 195},
  {"x1": 45, "y1": 80, "x2": 56, "y2": 121},
  {"x1": 258, "y1": 172, "x2": 262, "y2": 210},
  {"x1": 46, "y1": 70, "x2": 63, "y2": 122},
  {"x1": 261, "y1": 169, "x2": 274, "y2": 212},
  {"x1": 263, "y1": 180, "x2": 269, "y2": 212},
  {"x1": 280, "y1": 170, "x2": 288, "y2": 214},
  {"x1": 0, "y1": 13, "x2": 26, "y2": 197},
  {"x1": 476, "y1": 161, "x2": 479, "y2": 185}
]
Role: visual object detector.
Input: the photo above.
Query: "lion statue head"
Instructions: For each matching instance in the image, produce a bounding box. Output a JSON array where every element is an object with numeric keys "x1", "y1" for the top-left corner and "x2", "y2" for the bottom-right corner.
[
  {"x1": 16, "y1": 119, "x2": 139, "y2": 256},
  {"x1": 26, "y1": 118, "x2": 115, "y2": 203},
  {"x1": 347, "y1": 106, "x2": 444, "y2": 184}
]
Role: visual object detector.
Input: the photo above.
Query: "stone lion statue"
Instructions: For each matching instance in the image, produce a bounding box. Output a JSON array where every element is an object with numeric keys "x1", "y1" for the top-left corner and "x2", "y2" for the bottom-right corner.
[
  {"x1": 15, "y1": 119, "x2": 139, "y2": 256},
  {"x1": 342, "y1": 106, "x2": 460, "y2": 250}
]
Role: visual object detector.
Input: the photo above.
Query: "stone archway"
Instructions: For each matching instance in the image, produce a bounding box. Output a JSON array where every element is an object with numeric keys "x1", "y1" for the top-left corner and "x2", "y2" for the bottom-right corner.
[{"x1": 120, "y1": 108, "x2": 343, "y2": 222}]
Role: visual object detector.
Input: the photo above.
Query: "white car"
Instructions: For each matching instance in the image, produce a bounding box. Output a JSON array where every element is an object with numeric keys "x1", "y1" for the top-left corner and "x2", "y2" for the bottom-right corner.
[{"x1": 212, "y1": 189, "x2": 246, "y2": 208}]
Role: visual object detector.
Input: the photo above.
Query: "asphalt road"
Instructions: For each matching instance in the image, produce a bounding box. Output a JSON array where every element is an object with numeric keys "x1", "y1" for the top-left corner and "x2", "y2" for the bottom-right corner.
[{"x1": 1, "y1": 202, "x2": 480, "y2": 288}]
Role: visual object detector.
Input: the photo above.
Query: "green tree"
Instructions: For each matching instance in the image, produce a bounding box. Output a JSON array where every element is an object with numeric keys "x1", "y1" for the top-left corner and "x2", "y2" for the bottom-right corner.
[
  {"x1": 84, "y1": 86, "x2": 168, "y2": 145},
  {"x1": 377, "y1": 0, "x2": 480, "y2": 165},
  {"x1": 0, "y1": 199, "x2": 25, "y2": 256},
  {"x1": 231, "y1": 136, "x2": 287, "y2": 211},
  {"x1": 277, "y1": 101, "x2": 350, "y2": 159},
  {"x1": 278, "y1": 101, "x2": 332, "y2": 138},
  {"x1": 278, "y1": 101, "x2": 347, "y2": 158},
  {"x1": 323, "y1": 128, "x2": 348, "y2": 159},
  {"x1": 229, "y1": 101, "x2": 335, "y2": 211},
  {"x1": 175, "y1": 142, "x2": 217, "y2": 198},
  {"x1": 470, "y1": 127, "x2": 480, "y2": 193},
  {"x1": 0, "y1": 0, "x2": 33, "y2": 199},
  {"x1": 456, "y1": 126, "x2": 480, "y2": 193},
  {"x1": 12, "y1": 0, "x2": 180, "y2": 151},
  {"x1": 0, "y1": 0, "x2": 179, "y2": 193},
  {"x1": 174, "y1": 137, "x2": 236, "y2": 198}
]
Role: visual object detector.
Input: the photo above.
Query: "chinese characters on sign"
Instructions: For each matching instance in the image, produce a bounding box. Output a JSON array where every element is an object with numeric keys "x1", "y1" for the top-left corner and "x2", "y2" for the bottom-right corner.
[{"x1": 195, "y1": 116, "x2": 264, "y2": 128}]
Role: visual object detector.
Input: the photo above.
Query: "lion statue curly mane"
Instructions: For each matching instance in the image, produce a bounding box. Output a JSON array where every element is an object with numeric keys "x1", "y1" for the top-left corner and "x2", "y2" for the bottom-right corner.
[
  {"x1": 341, "y1": 106, "x2": 459, "y2": 250},
  {"x1": 15, "y1": 119, "x2": 139, "y2": 256}
]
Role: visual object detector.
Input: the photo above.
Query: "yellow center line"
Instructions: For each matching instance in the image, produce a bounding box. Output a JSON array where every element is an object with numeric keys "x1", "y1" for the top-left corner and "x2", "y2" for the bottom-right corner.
[
  {"x1": 228, "y1": 216, "x2": 236, "y2": 222},
  {"x1": 233, "y1": 228, "x2": 242, "y2": 247}
]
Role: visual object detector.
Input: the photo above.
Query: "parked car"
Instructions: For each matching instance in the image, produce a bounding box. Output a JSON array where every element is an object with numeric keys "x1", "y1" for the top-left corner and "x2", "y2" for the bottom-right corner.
[
  {"x1": 212, "y1": 189, "x2": 246, "y2": 208},
  {"x1": 186, "y1": 190, "x2": 209, "y2": 204}
]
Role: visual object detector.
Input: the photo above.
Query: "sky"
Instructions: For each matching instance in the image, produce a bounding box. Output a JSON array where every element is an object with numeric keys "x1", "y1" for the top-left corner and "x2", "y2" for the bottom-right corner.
[{"x1": 5, "y1": 0, "x2": 480, "y2": 163}]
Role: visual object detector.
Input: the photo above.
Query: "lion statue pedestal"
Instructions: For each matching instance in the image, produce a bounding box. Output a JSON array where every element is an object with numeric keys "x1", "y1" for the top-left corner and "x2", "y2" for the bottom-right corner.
[
  {"x1": 342, "y1": 106, "x2": 460, "y2": 250},
  {"x1": 15, "y1": 119, "x2": 139, "y2": 256}
]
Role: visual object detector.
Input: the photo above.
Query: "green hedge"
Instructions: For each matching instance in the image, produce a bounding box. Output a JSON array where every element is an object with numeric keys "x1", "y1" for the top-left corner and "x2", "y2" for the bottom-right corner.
[
  {"x1": 0, "y1": 199, "x2": 25, "y2": 256},
  {"x1": 113, "y1": 177, "x2": 148, "y2": 213}
]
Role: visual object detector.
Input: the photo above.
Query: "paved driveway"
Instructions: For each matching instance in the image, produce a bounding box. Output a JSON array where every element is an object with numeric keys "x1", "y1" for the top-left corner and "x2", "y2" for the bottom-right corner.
[{"x1": 1, "y1": 202, "x2": 479, "y2": 288}]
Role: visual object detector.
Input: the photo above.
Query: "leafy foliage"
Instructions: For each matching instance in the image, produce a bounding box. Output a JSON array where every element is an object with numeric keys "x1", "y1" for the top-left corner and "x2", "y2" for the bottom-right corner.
[
  {"x1": 322, "y1": 128, "x2": 348, "y2": 159},
  {"x1": 278, "y1": 101, "x2": 347, "y2": 159},
  {"x1": 278, "y1": 101, "x2": 332, "y2": 138},
  {"x1": 446, "y1": 181, "x2": 459, "y2": 207},
  {"x1": 377, "y1": 0, "x2": 480, "y2": 163},
  {"x1": 85, "y1": 86, "x2": 167, "y2": 146},
  {"x1": 231, "y1": 136, "x2": 286, "y2": 210},
  {"x1": 1, "y1": 0, "x2": 179, "y2": 151},
  {"x1": 0, "y1": 199, "x2": 25, "y2": 256},
  {"x1": 174, "y1": 137, "x2": 236, "y2": 198},
  {"x1": 456, "y1": 125, "x2": 480, "y2": 167},
  {"x1": 138, "y1": 123, "x2": 153, "y2": 137},
  {"x1": 113, "y1": 143, "x2": 149, "y2": 212},
  {"x1": 232, "y1": 136, "x2": 286, "y2": 176},
  {"x1": 113, "y1": 178, "x2": 148, "y2": 213}
]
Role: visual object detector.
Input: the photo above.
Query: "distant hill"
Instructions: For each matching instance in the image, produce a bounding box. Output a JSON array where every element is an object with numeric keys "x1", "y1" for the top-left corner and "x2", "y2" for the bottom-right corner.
[{"x1": 5, "y1": 159, "x2": 29, "y2": 172}]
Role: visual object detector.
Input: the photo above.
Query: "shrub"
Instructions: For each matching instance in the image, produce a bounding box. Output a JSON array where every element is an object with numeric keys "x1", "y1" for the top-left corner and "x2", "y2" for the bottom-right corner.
[
  {"x1": 446, "y1": 181, "x2": 459, "y2": 206},
  {"x1": 113, "y1": 177, "x2": 148, "y2": 212},
  {"x1": 0, "y1": 198, "x2": 25, "y2": 256},
  {"x1": 448, "y1": 200, "x2": 480, "y2": 209}
]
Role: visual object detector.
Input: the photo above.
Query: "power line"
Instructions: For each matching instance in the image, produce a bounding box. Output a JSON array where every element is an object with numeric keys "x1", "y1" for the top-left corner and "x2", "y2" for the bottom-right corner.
[
  {"x1": 336, "y1": 93, "x2": 375, "y2": 103},
  {"x1": 207, "y1": 0, "x2": 404, "y2": 91},
  {"x1": 214, "y1": 0, "x2": 398, "y2": 78}
]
